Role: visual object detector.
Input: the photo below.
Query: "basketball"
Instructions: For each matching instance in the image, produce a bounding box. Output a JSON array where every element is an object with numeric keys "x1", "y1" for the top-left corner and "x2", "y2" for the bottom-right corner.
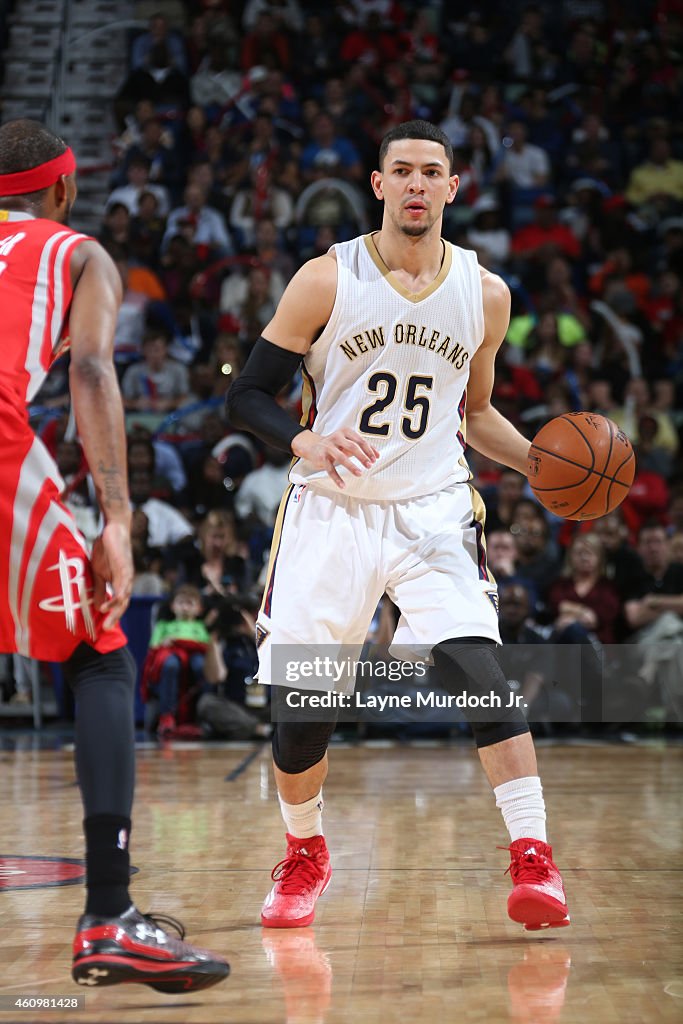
[{"x1": 527, "y1": 413, "x2": 636, "y2": 521}]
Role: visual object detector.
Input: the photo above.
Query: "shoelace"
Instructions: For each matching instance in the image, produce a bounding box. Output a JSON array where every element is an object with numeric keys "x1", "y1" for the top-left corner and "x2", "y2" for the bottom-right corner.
[
  {"x1": 142, "y1": 912, "x2": 186, "y2": 941},
  {"x1": 499, "y1": 845, "x2": 551, "y2": 884},
  {"x1": 271, "y1": 850, "x2": 325, "y2": 894}
]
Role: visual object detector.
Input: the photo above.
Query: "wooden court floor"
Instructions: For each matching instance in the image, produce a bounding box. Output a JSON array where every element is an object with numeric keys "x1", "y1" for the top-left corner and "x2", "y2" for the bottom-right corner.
[{"x1": 0, "y1": 738, "x2": 681, "y2": 1023}]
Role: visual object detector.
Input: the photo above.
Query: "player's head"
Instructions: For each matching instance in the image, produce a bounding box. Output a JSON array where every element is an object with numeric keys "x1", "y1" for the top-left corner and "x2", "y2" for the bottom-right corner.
[
  {"x1": 372, "y1": 120, "x2": 458, "y2": 238},
  {"x1": 0, "y1": 120, "x2": 76, "y2": 223}
]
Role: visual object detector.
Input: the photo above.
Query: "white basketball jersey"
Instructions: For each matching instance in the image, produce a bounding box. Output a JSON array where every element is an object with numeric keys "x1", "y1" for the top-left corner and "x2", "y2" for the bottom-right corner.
[{"x1": 289, "y1": 233, "x2": 486, "y2": 500}]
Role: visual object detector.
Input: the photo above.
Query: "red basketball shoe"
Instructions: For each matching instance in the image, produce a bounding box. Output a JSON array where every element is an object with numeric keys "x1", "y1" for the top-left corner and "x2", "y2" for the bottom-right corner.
[
  {"x1": 72, "y1": 907, "x2": 230, "y2": 991},
  {"x1": 261, "y1": 834, "x2": 332, "y2": 928},
  {"x1": 503, "y1": 838, "x2": 570, "y2": 930}
]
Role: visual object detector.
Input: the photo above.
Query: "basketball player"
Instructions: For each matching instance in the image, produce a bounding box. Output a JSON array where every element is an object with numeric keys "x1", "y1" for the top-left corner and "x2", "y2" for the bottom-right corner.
[
  {"x1": 0, "y1": 120, "x2": 229, "y2": 990},
  {"x1": 228, "y1": 120, "x2": 570, "y2": 932}
]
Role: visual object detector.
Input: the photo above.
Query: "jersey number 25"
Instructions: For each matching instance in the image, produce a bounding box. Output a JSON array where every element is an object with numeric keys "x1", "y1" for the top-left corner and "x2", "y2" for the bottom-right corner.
[{"x1": 359, "y1": 372, "x2": 433, "y2": 440}]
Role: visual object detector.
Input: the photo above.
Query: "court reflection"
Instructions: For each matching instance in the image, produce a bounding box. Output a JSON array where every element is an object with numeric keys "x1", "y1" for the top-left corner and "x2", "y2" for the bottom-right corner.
[
  {"x1": 507, "y1": 943, "x2": 571, "y2": 1023},
  {"x1": 262, "y1": 927, "x2": 333, "y2": 1024}
]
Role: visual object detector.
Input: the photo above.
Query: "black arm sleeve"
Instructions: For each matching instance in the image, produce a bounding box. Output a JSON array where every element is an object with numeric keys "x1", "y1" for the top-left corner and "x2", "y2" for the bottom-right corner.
[{"x1": 225, "y1": 336, "x2": 306, "y2": 452}]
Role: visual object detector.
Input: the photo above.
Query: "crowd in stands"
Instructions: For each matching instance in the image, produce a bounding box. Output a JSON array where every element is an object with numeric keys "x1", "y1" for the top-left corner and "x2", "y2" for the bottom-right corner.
[{"x1": 23, "y1": 0, "x2": 683, "y2": 736}]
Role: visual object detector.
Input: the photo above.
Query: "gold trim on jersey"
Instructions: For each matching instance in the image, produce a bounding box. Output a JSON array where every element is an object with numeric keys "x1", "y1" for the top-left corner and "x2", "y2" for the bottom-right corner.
[
  {"x1": 364, "y1": 233, "x2": 452, "y2": 303},
  {"x1": 468, "y1": 482, "x2": 494, "y2": 584},
  {"x1": 260, "y1": 483, "x2": 296, "y2": 617}
]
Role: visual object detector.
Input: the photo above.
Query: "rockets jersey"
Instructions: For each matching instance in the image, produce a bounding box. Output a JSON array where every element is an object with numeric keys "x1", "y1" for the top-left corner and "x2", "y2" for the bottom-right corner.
[
  {"x1": 290, "y1": 233, "x2": 486, "y2": 500},
  {"x1": 0, "y1": 211, "x2": 125, "y2": 660},
  {"x1": 0, "y1": 210, "x2": 90, "y2": 406}
]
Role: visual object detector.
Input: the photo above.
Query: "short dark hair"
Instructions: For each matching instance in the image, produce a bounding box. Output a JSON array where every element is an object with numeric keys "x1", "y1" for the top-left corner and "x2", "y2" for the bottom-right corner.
[
  {"x1": 379, "y1": 120, "x2": 454, "y2": 173},
  {"x1": 0, "y1": 119, "x2": 68, "y2": 207}
]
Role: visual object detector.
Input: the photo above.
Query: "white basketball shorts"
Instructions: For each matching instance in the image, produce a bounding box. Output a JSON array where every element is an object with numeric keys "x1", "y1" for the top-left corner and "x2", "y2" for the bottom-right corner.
[{"x1": 255, "y1": 481, "x2": 500, "y2": 688}]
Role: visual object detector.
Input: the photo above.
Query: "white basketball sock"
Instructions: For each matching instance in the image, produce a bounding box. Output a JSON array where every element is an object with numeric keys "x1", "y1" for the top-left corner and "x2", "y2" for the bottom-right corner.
[
  {"x1": 494, "y1": 775, "x2": 547, "y2": 844},
  {"x1": 278, "y1": 789, "x2": 324, "y2": 839}
]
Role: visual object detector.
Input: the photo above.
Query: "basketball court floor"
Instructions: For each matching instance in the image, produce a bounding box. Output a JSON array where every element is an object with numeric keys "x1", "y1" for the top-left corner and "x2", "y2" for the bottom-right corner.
[{"x1": 0, "y1": 737, "x2": 681, "y2": 1023}]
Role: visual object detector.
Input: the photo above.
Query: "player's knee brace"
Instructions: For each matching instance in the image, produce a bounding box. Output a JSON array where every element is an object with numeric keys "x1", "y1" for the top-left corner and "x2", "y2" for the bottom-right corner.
[
  {"x1": 432, "y1": 638, "x2": 529, "y2": 748},
  {"x1": 270, "y1": 686, "x2": 338, "y2": 773},
  {"x1": 65, "y1": 643, "x2": 136, "y2": 696},
  {"x1": 272, "y1": 720, "x2": 337, "y2": 773}
]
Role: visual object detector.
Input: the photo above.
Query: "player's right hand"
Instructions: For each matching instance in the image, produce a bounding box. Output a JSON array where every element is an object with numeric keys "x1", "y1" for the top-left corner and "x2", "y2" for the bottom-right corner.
[
  {"x1": 90, "y1": 521, "x2": 134, "y2": 629},
  {"x1": 292, "y1": 428, "x2": 380, "y2": 489}
]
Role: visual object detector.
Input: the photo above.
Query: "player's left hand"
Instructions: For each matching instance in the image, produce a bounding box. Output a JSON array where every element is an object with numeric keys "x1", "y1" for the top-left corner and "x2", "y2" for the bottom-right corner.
[{"x1": 91, "y1": 521, "x2": 134, "y2": 629}]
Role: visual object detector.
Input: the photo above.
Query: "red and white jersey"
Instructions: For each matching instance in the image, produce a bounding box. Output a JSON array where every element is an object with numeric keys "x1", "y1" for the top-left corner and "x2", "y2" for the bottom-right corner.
[
  {"x1": 0, "y1": 210, "x2": 90, "y2": 405},
  {"x1": 0, "y1": 210, "x2": 125, "y2": 660}
]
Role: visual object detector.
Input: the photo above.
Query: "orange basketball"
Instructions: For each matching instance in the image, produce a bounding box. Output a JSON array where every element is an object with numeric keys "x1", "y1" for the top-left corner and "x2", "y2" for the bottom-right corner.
[{"x1": 527, "y1": 412, "x2": 636, "y2": 521}]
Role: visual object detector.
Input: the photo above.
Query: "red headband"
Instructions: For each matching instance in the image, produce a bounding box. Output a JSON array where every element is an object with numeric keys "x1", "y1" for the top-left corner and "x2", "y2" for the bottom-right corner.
[{"x1": 0, "y1": 147, "x2": 76, "y2": 196}]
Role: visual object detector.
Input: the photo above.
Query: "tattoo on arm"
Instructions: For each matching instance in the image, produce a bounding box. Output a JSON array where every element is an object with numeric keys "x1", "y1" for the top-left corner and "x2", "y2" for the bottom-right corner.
[{"x1": 97, "y1": 462, "x2": 126, "y2": 508}]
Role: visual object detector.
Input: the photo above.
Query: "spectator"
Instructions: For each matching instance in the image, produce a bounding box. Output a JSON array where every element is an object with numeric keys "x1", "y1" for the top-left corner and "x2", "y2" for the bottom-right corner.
[
  {"x1": 294, "y1": 153, "x2": 369, "y2": 249},
  {"x1": 503, "y1": 4, "x2": 547, "y2": 82},
  {"x1": 142, "y1": 583, "x2": 224, "y2": 737},
  {"x1": 122, "y1": 116, "x2": 180, "y2": 194},
  {"x1": 129, "y1": 190, "x2": 166, "y2": 269},
  {"x1": 497, "y1": 582, "x2": 576, "y2": 729},
  {"x1": 547, "y1": 534, "x2": 622, "y2": 644},
  {"x1": 238, "y1": 266, "x2": 279, "y2": 339},
  {"x1": 180, "y1": 508, "x2": 251, "y2": 597},
  {"x1": 56, "y1": 440, "x2": 98, "y2": 548},
  {"x1": 495, "y1": 119, "x2": 550, "y2": 191},
  {"x1": 506, "y1": 310, "x2": 586, "y2": 385},
  {"x1": 240, "y1": 11, "x2": 291, "y2": 72},
  {"x1": 300, "y1": 113, "x2": 363, "y2": 184},
  {"x1": 252, "y1": 217, "x2": 295, "y2": 283},
  {"x1": 131, "y1": 13, "x2": 188, "y2": 74},
  {"x1": 591, "y1": 510, "x2": 646, "y2": 640},
  {"x1": 624, "y1": 523, "x2": 683, "y2": 636},
  {"x1": 127, "y1": 435, "x2": 175, "y2": 501},
  {"x1": 190, "y1": 41, "x2": 241, "y2": 111},
  {"x1": 623, "y1": 522, "x2": 683, "y2": 720},
  {"x1": 483, "y1": 469, "x2": 526, "y2": 534},
  {"x1": 543, "y1": 255, "x2": 590, "y2": 328},
  {"x1": 121, "y1": 329, "x2": 191, "y2": 414},
  {"x1": 229, "y1": 165, "x2": 294, "y2": 249},
  {"x1": 110, "y1": 250, "x2": 167, "y2": 364},
  {"x1": 163, "y1": 183, "x2": 233, "y2": 257},
  {"x1": 339, "y1": 10, "x2": 404, "y2": 70},
  {"x1": 99, "y1": 202, "x2": 131, "y2": 251},
  {"x1": 466, "y1": 194, "x2": 511, "y2": 271},
  {"x1": 130, "y1": 508, "x2": 167, "y2": 596},
  {"x1": 116, "y1": 45, "x2": 191, "y2": 125},
  {"x1": 511, "y1": 196, "x2": 581, "y2": 285},
  {"x1": 485, "y1": 529, "x2": 520, "y2": 584},
  {"x1": 129, "y1": 469, "x2": 194, "y2": 549},
  {"x1": 626, "y1": 137, "x2": 683, "y2": 211},
  {"x1": 510, "y1": 499, "x2": 562, "y2": 604},
  {"x1": 106, "y1": 155, "x2": 170, "y2": 218},
  {"x1": 234, "y1": 446, "x2": 291, "y2": 528},
  {"x1": 612, "y1": 377, "x2": 679, "y2": 458},
  {"x1": 242, "y1": 0, "x2": 303, "y2": 33}
]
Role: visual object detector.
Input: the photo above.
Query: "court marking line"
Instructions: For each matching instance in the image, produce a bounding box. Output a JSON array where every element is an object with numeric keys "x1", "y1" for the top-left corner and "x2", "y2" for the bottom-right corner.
[{"x1": 224, "y1": 742, "x2": 268, "y2": 781}]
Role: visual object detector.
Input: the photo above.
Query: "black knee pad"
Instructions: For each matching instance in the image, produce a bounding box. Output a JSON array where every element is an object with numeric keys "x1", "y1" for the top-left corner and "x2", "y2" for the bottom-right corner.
[
  {"x1": 432, "y1": 638, "x2": 529, "y2": 748},
  {"x1": 270, "y1": 686, "x2": 337, "y2": 773},
  {"x1": 65, "y1": 643, "x2": 136, "y2": 695}
]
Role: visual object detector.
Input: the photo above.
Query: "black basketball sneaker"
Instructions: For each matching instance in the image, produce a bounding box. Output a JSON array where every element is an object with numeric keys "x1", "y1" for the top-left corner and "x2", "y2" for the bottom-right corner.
[{"x1": 72, "y1": 906, "x2": 230, "y2": 992}]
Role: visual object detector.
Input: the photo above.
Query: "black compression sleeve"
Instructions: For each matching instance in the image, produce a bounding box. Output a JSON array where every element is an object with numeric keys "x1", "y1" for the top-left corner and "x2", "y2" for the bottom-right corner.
[{"x1": 226, "y1": 336, "x2": 306, "y2": 452}]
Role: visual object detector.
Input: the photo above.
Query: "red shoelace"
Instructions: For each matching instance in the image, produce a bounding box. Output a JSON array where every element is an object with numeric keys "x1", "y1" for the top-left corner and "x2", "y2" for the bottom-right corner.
[
  {"x1": 271, "y1": 850, "x2": 325, "y2": 894},
  {"x1": 499, "y1": 845, "x2": 552, "y2": 885}
]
